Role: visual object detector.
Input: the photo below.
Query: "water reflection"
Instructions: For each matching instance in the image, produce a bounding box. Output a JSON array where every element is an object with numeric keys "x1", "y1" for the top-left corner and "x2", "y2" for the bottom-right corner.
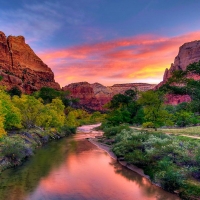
[{"x1": 0, "y1": 125, "x2": 179, "y2": 200}]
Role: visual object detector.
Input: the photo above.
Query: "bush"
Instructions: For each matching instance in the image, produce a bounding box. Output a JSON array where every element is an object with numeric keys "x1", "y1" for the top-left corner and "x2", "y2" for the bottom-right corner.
[
  {"x1": 1, "y1": 136, "x2": 33, "y2": 162},
  {"x1": 125, "y1": 150, "x2": 148, "y2": 167},
  {"x1": 180, "y1": 182, "x2": 200, "y2": 199},
  {"x1": 59, "y1": 125, "x2": 76, "y2": 135},
  {"x1": 103, "y1": 125, "x2": 131, "y2": 137},
  {"x1": 142, "y1": 122, "x2": 154, "y2": 128},
  {"x1": 156, "y1": 168, "x2": 185, "y2": 192},
  {"x1": 8, "y1": 87, "x2": 22, "y2": 97}
]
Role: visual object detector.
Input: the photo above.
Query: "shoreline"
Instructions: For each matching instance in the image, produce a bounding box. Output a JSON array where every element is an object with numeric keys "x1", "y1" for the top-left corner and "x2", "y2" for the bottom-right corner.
[
  {"x1": 0, "y1": 129, "x2": 74, "y2": 173},
  {"x1": 88, "y1": 138, "x2": 153, "y2": 181},
  {"x1": 88, "y1": 137, "x2": 172, "y2": 192}
]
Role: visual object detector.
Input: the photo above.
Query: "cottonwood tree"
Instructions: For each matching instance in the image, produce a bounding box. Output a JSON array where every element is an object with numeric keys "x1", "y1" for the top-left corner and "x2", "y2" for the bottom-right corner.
[{"x1": 138, "y1": 90, "x2": 173, "y2": 130}]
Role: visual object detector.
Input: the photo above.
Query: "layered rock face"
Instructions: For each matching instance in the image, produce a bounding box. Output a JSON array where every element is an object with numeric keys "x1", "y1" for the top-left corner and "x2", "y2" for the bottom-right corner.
[
  {"x1": 157, "y1": 40, "x2": 200, "y2": 105},
  {"x1": 165, "y1": 94, "x2": 191, "y2": 105},
  {"x1": 162, "y1": 40, "x2": 200, "y2": 83},
  {"x1": 0, "y1": 31, "x2": 60, "y2": 93},
  {"x1": 63, "y1": 82, "x2": 155, "y2": 111}
]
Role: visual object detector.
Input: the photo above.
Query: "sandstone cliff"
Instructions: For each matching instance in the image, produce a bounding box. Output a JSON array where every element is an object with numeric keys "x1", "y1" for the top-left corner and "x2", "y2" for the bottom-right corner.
[
  {"x1": 0, "y1": 31, "x2": 60, "y2": 93},
  {"x1": 63, "y1": 82, "x2": 155, "y2": 111},
  {"x1": 156, "y1": 40, "x2": 200, "y2": 105},
  {"x1": 162, "y1": 40, "x2": 200, "y2": 83}
]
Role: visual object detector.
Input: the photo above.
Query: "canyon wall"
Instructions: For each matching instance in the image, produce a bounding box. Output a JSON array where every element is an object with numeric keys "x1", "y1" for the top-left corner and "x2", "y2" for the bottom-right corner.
[
  {"x1": 157, "y1": 40, "x2": 200, "y2": 105},
  {"x1": 161, "y1": 40, "x2": 200, "y2": 84},
  {"x1": 0, "y1": 31, "x2": 60, "y2": 93},
  {"x1": 63, "y1": 82, "x2": 156, "y2": 111}
]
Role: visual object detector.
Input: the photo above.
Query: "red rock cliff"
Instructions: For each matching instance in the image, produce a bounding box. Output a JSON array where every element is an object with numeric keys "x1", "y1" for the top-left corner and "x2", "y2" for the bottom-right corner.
[
  {"x1": 156, "y1": 40, "x2": 200, "y2": 105},
  {"x1": 0, "y1": 31, "x2": 60, "y2": 93},
  {"x1": 63, "y1": 82, "x2": 155, "y2": 111},
  {"x1": 162, "y1": 40, "x2": 200, "y2": 84}
]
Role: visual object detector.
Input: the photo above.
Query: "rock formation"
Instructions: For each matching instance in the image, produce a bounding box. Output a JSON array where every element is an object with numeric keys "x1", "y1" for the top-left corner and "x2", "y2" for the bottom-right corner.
[
  {"x1": 0, "y1": 31, "x2": 60, "y2": 93},
  {"x1": 162, "y1": 40, "x2": 200, "y2": 84},
  {"x1": 156, "y1": 40, "x2": 200, "y2": 105},
  {"x1": 63, "y1": 82, "x2": 156, "y2": 111}
]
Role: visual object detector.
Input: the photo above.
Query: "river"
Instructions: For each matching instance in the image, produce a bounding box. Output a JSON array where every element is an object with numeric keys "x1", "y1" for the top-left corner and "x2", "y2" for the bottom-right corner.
[{"x1": 0, "y1": 124, "x2": 179, "y2": 200}]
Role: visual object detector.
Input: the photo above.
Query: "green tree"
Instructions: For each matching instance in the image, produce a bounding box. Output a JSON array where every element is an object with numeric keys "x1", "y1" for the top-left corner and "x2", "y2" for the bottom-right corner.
[
  {"x1": 138, "y1": 90, "x2": 172, "y2": 130},
  {"x1": 37, "y1": 98, "x2": 65, "y2": 129},
  {"x1": 124, "y1": 89, "x2": 137, "y2": 101},
  {"x1": 0, "y1": 89, "x2": 21, "y2": 130},
  {"x1": 109, "y1": 94, "x2": 132, "y2": 109},
  {"x1": 8, "y1": 86, "x2": 22, "y2": 97},
  {"x1": 12, "y1": 95, "x2": 44, "y2": 129}
]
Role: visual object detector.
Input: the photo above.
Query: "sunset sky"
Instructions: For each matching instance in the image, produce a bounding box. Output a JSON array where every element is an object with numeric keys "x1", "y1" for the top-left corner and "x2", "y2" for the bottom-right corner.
[{"x1": 1, "y1": 0, "x2": 200, "y2": 86}]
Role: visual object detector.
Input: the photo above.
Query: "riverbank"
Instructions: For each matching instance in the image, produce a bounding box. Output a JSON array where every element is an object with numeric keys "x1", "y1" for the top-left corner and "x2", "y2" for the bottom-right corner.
[
  {"x1": 92, "y1": 124, "x2": 200, "y2": 200},
  {"x1": 0, "y1": 127, "x2": 76, "y2": 173},
  {"x1": 88, "y1": 137, "x2": 152, "y2": 180}
]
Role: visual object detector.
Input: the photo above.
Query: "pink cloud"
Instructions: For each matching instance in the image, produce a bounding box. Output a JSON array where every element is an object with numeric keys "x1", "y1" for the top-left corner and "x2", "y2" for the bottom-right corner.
[{"x1": 38, "y1": 31, "x2": 200, "y2": 87}]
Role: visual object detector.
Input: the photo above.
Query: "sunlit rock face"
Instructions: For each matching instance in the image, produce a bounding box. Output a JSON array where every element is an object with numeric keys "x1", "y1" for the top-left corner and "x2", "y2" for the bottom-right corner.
[
  {"x1": 158, "y1": 40, "x2": 200, "y2": 86},
  {"x1": 165, "y1": 94, "x2": 191, "y2": 105},
  {"x1": 0, "y1": 31, "x2": 60, "y2": 93},
  {"x1": 63, "y1": 82, "x2": 156, "y2": 111},
  {"x1": 156, "y1": 40, "x2": 200, "y2": 104}
]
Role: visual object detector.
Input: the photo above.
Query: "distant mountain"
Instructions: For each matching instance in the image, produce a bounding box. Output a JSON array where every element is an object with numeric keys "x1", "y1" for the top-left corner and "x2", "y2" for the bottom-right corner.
[
  {"x1": 63, "y1": 82, "x2": 156, "y2": 111},
  {"x1": 0, "y1": 31, "x2": 60, "y2": 93}
]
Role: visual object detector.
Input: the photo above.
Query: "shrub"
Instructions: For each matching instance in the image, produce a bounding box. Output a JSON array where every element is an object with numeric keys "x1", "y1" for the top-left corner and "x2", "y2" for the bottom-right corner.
[
  {"x1": 142, "y1": 122, "x2": 154, "y2": 128},
  {"x1": 8, "y1": 86, "x2": 22, "y2": 97},
  {"x1": 60, "y1": 125, "x2": 76, "y2": 135},
  {"x1": 1, "y1": 136, "x2": 33, "y2": 162},
  {"x1": 103, "y1": 124, "x2": 131, "y2": 137},
  {"x1": 155, "y1": 158, "x2": 186, "y2": 192}
]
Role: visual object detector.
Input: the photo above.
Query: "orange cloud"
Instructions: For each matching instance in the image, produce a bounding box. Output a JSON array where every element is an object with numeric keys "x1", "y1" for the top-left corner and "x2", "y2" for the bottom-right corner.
[{"x1": 39, "y1": 31, "x2": 200, "y2": 87}]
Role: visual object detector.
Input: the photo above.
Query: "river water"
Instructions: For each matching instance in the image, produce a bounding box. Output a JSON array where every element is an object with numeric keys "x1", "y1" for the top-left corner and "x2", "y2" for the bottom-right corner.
[{"x1": 0, "y1": 124, "x2": 179, "y2": 200}]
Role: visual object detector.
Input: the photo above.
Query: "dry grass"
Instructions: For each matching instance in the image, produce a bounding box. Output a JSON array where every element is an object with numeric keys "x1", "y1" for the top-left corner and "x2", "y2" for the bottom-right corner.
[
  {"x1": 159, "y1": 126, "x2": 200, "y2": 136},
  {"x1": 131, "y1": 126, "x2": 200, "y2": 137}
]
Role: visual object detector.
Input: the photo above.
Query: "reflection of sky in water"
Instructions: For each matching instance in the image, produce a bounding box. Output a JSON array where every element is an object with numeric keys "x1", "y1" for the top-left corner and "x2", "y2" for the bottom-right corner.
[{"x1": 1, "y1": 125, "x2": 179, "y2": 200}]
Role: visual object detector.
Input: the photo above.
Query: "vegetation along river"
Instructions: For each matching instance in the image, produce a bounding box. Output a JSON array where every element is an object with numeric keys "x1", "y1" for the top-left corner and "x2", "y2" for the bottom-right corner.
[{"x1": 0, "y1": 124, "x2": 179, "y2": 200}]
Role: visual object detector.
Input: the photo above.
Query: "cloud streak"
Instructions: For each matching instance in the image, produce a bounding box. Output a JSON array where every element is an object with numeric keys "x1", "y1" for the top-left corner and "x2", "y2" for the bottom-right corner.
[{"x1": 39, "y1": 31, "x2": 200, "y2": 86}]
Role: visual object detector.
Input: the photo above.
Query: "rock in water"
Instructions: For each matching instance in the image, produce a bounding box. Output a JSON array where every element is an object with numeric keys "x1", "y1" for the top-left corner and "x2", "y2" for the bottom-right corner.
[{"x1": 0, "y1": 31, "x2": 60, "y2": 93}]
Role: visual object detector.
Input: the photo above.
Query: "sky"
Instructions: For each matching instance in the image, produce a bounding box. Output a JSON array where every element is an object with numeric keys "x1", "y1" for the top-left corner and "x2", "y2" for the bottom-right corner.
[{"x1": 1, "y1": 0, "x2": 200, "y2": 86}]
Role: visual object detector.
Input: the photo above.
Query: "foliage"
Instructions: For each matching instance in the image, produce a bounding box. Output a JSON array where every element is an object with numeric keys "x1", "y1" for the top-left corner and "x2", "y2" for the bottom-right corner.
[
  {"x1": 59, "y1": 125, "x2": 76, "y2": 135},
  {"x1": 8, "y1": 86, "x2": 22, "y2": 97},
  {"x1": 12, "y1": 95, "x2": 44, "y2": 128},
  {"x1": 186, "y1": 61, "x2": 200, "y2": 75},
  {"x1": 138, "y1": 90, "x2": 173, "y2": 130},
  {"x1": 109, "y1": 93, "x2": 132, "y2": 109},
  {"x1": 105, "y1": 89, "x2": 142, "y2": 126},
  {"x1": 33, "y1": 87, "x2": 75, "y2": 107},
  {"x1": 33, "y1": 87, "x2": 63, "y2": 103},
  {"x1": 37, "y1": 98, "x2": 65, "y2": 129},
  {"x1": 12, "y1": 95, "x2": 66, "y2": 129},
  {"x1": 106, "y1": 125, "x2": 200, "y2": 198},
  {"x1": 103, "y1": 124, "x2": 131, "y2": 137},
  {"x1": 0, "y1": 115, "x2": 6, "y2": 138},
  {"x1": 1, "y1": 136, "x2": 33, "y2": 161},
  {"x1": 0, "y1": 89, "x2": 22, "y2": 130}
]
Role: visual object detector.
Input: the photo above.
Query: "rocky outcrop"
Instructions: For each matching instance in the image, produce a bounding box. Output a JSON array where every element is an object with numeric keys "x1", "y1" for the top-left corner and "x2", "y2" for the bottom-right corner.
[
  {"x1": 0, "y1": 31, "x2": 60, "y2": 93},
  {"x1": 156, "y1": 40, "x2": 200, "y2": 105},
  {"x1": 63, "y1": 82, "x2": 156, "y2": 111},
  {"x1": 165, "y1": 94, "x2": 191, "y2": 105},
  {"x1": 162, "y1": 40, "x2": 200, "y2": 83}
]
